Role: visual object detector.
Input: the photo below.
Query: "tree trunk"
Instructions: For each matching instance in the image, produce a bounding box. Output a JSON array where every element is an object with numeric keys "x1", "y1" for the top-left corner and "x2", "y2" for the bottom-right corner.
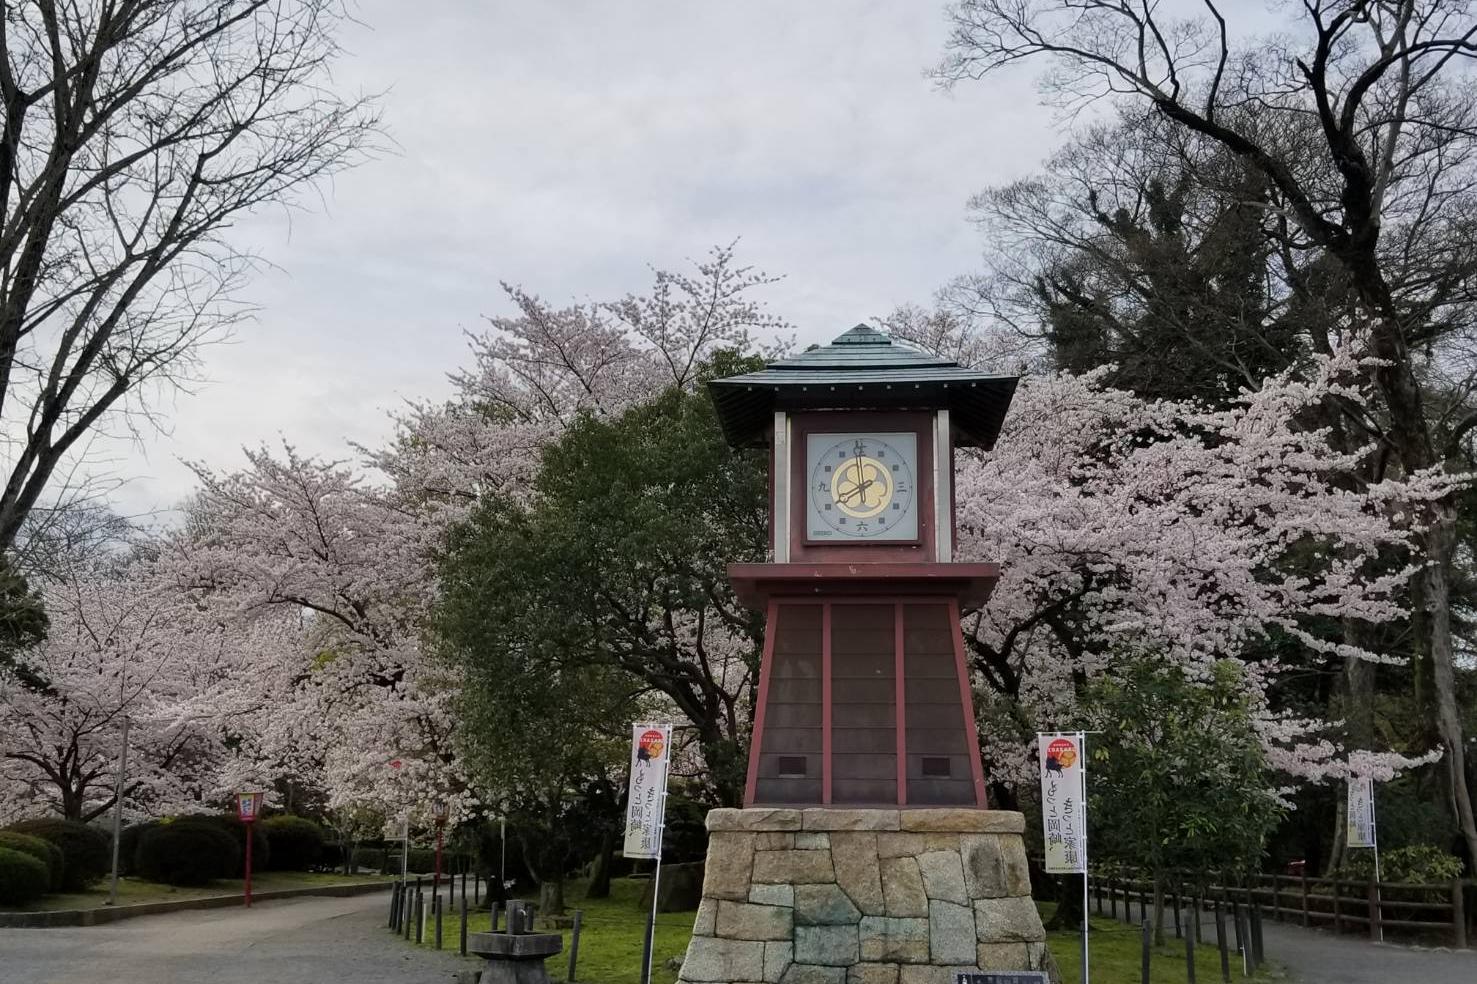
[
  {"x1": 538, "y1": 876, "x2": 565, "y2": 916},
  {"x1": 1152, "y1": 873, "x2": 1166, "y2": 946},
  {"x1": 1043, "y1": 874, "x2": 1083, "y2": 930},
  {"x1": 586, "y1": 830, "x2": 615, "y2": 899},
  {"x1": 1420, "y1": 514, "x2": 1477, "y2": 870}
]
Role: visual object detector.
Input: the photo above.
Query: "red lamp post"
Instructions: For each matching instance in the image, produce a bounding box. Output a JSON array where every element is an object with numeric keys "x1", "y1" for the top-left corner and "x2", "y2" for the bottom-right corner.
[
  {"x1": 431, "y1": 799, "x2": 449, "y2": 898},
  {"x1": 235, "y1": 791, "x2": 263, "y2": 908}
]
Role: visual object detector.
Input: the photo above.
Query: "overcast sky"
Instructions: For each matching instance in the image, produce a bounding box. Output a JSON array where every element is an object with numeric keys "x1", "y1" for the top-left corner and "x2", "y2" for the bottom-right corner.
[{"x1": 112, "y1": 1, "x2": 1070, "y2": 518}]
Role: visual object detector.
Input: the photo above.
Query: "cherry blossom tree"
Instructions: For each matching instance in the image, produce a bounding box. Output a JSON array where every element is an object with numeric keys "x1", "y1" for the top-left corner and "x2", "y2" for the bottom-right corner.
[{"x1": 0, "y1": 561, "x2": 275, "y2": 822}]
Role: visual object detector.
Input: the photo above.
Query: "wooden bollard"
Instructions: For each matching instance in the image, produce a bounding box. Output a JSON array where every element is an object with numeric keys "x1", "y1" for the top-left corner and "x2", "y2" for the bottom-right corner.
[
  {"x1": 414, "y1": 890, "x2": 424, "y2": 944},
  {"x1": 490, "y1": 900, "x2": 500, "y2": 932},
  {"x1": 435, "y1": 893, "x2": 443, "y2": 949},
  {"x1": 1215, "y1": 900, "x2": 1230, "y2": 984},
  {"x1": 1173, "y1": 881, "x2": 1182, "y2": 939},
  {"x1": 460, "y1": 895, "x2": 469, "y2": 956},
  {"x1": 1185, "y1": 926, "x2": 1197, "y2": 984},
  {"x1": 1139, "y1": 919, "x2": 1151, "y2": 984},
  {"x1": 568, "y1": 908, "x2": 584, "y2": 982},
  {"x1": 1452, "y1": 878, "x2": 1467, "y2": 948}
]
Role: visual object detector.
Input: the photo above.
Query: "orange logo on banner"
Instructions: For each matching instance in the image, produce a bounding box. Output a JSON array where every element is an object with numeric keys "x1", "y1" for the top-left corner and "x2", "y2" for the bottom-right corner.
[
  {"x1": 637, "y1": 729, "x2": 666, "y2": 762},
  {"x1": 1046, "y1": 737, "x2": 1077, "y2": 770}
]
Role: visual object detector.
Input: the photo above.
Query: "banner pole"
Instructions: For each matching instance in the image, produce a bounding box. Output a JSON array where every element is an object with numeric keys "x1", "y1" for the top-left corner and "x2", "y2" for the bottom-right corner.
[
  {"x1": 1371, "y1": 781, "x2": 1384, "y2": 943},
  {"x1": 640, "y1": 724, "x2": 672, "y2": 984},
  {"x1": 1079, "y1": 730, "x2": 1090, "y2": 984}
]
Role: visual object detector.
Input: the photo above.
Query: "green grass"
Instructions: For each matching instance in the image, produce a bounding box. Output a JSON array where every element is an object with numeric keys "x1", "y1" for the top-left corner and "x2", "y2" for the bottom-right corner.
[
  {"x1": 409, "y1": 877, "x2": 690, "y2": 984},
  {"x1": 1043, "y1": 904, "x2": 1283, "y2": 984},
  {"x1": 15, "y1": 870, "x2": 392, "y2": 912},
  {"x1": 404, "y1": 884, "x2": 1282, "y2": 984}
]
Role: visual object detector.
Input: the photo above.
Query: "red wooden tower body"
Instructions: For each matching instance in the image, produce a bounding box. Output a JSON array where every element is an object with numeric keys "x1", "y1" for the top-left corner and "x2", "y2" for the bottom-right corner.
[{"x1": 708, "y1": 325, "x2": 1018, "y2": 809}]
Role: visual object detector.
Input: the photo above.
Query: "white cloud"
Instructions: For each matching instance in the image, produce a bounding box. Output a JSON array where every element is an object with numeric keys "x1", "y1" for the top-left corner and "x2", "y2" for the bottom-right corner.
[{"x1": 111, "y1": 0, "x2": 1062, "y2": 517}]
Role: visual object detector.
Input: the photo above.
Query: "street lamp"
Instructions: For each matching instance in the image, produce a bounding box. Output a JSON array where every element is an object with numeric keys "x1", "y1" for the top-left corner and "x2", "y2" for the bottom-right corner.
[
  {"x1": 432, "y1": 799, "x2": 449, "y2": 899},
  {"x1": 235, "y1": 791, "x2": 263, "y2": 908}
]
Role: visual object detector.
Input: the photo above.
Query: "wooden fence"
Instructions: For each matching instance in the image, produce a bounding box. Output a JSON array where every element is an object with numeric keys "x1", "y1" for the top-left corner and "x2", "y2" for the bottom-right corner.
[{"x1": 1090, "y1": 868, "x2": 1473, "y2": 949}]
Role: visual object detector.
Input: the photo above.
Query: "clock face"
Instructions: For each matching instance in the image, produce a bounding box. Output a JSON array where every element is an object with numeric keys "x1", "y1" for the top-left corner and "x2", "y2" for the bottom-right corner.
[{"x1": 805, "y1": 432, "x2": 918, "y2": 541}]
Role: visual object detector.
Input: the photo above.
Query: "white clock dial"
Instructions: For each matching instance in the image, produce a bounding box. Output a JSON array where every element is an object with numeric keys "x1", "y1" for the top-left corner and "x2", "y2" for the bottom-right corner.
[{"x1": 805, "y1": 432, "x2": 918, "y2": 541}]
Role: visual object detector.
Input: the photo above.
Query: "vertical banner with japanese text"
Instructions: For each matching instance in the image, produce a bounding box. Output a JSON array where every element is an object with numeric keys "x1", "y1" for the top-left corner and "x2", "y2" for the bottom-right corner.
[
  {"x1": 1347, "y1": 777, "x2": 1376, "y2": 849},
  {"x1": 1039, "y1": 732, "x2": 1086, "y2": 874},
  {"x1": 623, "y1": 723, "x2": 672, "y2": 860}
]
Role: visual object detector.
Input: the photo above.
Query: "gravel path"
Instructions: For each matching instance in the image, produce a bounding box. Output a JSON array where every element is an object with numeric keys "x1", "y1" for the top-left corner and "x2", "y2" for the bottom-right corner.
[{"x1": 0, "y1": 889, "x2": 476, "y2": 984}]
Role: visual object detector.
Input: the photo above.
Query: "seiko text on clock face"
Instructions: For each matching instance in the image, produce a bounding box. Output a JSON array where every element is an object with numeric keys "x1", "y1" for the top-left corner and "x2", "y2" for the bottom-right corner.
[{"x1": 805, "y1": 432, "x2": 918, "y2": 541}]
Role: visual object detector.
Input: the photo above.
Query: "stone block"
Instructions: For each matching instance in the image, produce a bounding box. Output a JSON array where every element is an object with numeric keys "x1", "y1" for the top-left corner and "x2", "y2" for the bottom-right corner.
[
  {"x1": 758, "y1": 832, "x2": 798, "y2": 850},
  {"x1": 959, "y1": 835, "x2": 1006, "y2": 900},
  {"x1": 709, "y1": 809, "x2": 804, "y2": 832},
  {"x1": 794, "y1": 924, "x2": 860, "y2": 966},
  {"x1": 704, "y1": 832, "x2": 757, "y2": 901},
  {"x1": 999, "y1": 837, "x2": 1031, "y2": 897},
  {"x1": 796, "y1": 831, "x2": 831, "y2": 850},
  {"x1": 899, "y1": 810, "x2": 1024, "y2": 834},
  {"x1": 898, "y1": 966, "x2": 977, "y2": 984},
  {"x1": 763, "y1": 941, "x2": 793, "y2": 982},
  {"x1": 753, "y1": 850, "x2": 836, "y2": 885},
  {"x1": 803, "y1": 809, "x2": 900, "y2": 832},
  {"x1": 749, "y1": 883, "x2": 795, "y2": 907},
  {"x1": 795, "y1": 884, "x2": 861, "y2": 925},
  {"x1": 877, "y1": 833, "x2": 961, "y2": 858},
  {"x1": 680, "y1": 937, "x2": 766, "y2": 982},
  {"x1": 916, "y1": 851, "x2": 967, "y2": 904},
  {"x1": 880, "y1": 857, "x2": 927, "y2": 917},
  {"x1": 847, "y1": 964, "x2": 899, "y2": 984},
  {"x1": 928, "y1": 900, "x2": 976, "y2": 965},
  {"x1": 693, "y1": 897, "x2": 717, "y2": 937},
  {"x1": 718, "y1": 900, "x2": 794, "y2": 941},
  {"x1": 832, "y1": 834, "x2": 885, "y2": 916},
  {"x1": 975, "y1": 942, "x2": 1029, "y2": 970},
  {"x1": 858, "y1": 916, "x2": 929, "y2": 963},
  {"x1": 780, "y1": 965, "x2": 846, "y2": 984},
  {"x1": 973, "y1": 896, "x2": 1046, "y2": 944}
]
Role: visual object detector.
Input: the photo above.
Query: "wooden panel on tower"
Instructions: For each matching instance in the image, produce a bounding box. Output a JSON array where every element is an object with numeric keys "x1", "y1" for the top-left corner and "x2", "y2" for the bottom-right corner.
[
  {"x1": 753, "y1": 604, "x2": 823, "y2": 804},
  {"x1": 830, "y1": 604, "x2": 897, "y2": 805},
  {"x1": 903, "y1": 603, "x2": 975, "y2": 805}
]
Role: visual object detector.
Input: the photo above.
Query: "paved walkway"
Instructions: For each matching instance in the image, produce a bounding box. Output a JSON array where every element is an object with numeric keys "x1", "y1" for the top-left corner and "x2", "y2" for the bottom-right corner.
[
  {"x1": 1173, "y1": 898, "x2": 1477, "y2": 984},
  {"x1": 0, "y1": 890, "x2": 475, "y2": 984}
]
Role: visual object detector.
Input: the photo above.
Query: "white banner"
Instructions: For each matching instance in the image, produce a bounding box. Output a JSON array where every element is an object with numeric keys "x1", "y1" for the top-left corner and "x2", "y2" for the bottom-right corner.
[
  {"x1": 1347, "y1": 777, "x2": 1376, "y2": 849},
  {"x1": 1039, "y1": 733, "x2": 1086, "y2": 874},
  {"x1": 623, "y1": 723, "x2": 672, "y2": 860}
]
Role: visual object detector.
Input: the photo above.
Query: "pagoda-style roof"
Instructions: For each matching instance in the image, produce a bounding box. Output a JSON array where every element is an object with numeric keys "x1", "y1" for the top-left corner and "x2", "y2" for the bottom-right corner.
[{"x1": 707, "y1": 324, "x2": 1018, "y2": 448}]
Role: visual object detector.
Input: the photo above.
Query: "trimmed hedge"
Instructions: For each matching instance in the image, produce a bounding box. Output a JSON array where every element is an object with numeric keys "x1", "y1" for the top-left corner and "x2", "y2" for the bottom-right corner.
[
  {"x1": 351, "y1": 846, "x2": 386, "y2": 874},
  {"x1": 135, "y1": 822, "x2": 240, "y2": 886},
  {"x1": 7, "y1": 819, "x2": 110, "y2": 891},
  {"x1": 117, "y1": 821, "x2": 161, "y2": 877},
  {"x1": 0, "y1": 831, "x2": 64, "y2": 892},
  {"x1": 174, "y1": 814, "x2": 269, "y2": 876},
  {"x1": 0, "y1": 846, "x2": 50, "y2": 906},
  {"x1": 259, "y1": 815, "x2": 325, "y2": 871}
]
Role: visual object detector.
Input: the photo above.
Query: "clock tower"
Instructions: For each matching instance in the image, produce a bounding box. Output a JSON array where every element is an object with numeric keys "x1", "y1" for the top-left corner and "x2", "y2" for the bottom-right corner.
[{"x1": 708, "y1": 325, "x2": 1018, "y2": 809}]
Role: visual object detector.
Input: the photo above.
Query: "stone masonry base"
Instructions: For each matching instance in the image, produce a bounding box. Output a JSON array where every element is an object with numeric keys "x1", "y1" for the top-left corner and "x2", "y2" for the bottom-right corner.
[{"x1": 678, "y1": 808, "x2": 1052, "y2": 984}]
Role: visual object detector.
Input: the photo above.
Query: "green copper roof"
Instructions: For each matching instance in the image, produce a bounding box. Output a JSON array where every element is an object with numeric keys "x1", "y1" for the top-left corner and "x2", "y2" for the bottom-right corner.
[{"x1": 707, "y1": 324, "x2": 1018, "y2": 449}]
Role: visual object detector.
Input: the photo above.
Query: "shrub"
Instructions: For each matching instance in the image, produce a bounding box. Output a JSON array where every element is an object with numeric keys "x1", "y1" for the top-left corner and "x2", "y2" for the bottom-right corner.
[
  {"x1": 174, "y1": 814, "x2": 269, "y2": 876},
  {"x1": 135, "y1": 823, "x2": 240, "y2": 886},
  {"x1": 407, "y1": 847, "x2": 436, "y2": 874},
  {"x1": 1342, "y1": 844, "x2": 1464, "y2": 884},
  {"x1": 0, "y1": 846, "x2": 50, "y2": 906},
  {"x1": 0, "y1": 831, "x2": 64, "y2": 892},
  {"x1": 259, "y1": 815, "x2": 325, "y2": 871},
  {"x1": 117, "y1": 821, "x2": 160, "y2": 877},
  {"x1": 7, "y1": 819, "x2": 110, "y2": 891},
  {"x1": 350, "y1": 846, "x2": 385, "y2": 874}
]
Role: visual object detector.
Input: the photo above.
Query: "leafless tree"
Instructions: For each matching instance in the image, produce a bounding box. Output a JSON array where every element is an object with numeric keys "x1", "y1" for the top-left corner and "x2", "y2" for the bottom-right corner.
[
  {"x1": 938, "y1": 0, "x2": 1477, "y2": 866},
  {"x1": 0, "y1": 0, "x2": 378, "y2": 552}
]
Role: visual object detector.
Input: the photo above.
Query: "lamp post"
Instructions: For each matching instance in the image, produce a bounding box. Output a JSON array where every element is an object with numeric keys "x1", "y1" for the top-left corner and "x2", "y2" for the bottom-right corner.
[
  {"x1": 236, "y1": 791, "x2": 263, "y2": 908},
  {"x1": 432, "y1": 799, "x2": 449, "y2": 900}
]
